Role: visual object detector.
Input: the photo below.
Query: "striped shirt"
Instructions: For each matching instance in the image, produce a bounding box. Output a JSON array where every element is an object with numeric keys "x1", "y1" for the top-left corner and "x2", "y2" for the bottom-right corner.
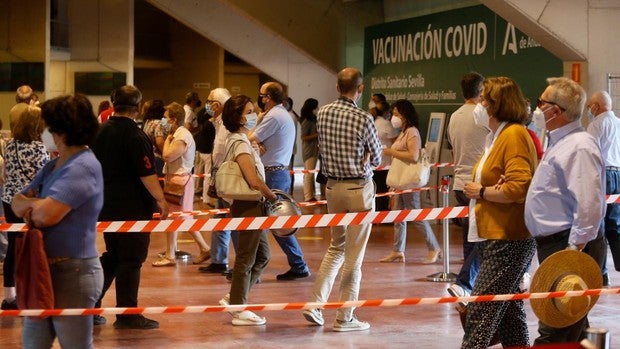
[{"x1": 317, "y1": 97, "x2": 382, "y2": 179}]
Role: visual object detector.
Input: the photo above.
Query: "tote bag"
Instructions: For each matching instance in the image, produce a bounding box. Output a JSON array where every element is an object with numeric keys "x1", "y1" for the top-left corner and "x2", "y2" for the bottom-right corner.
[
  {"x1": 386, "y1": 148, "x2": 431, "y2": 189},
  {"x1": 215, "y1": 139, "x2": 263, "y2": 201}
]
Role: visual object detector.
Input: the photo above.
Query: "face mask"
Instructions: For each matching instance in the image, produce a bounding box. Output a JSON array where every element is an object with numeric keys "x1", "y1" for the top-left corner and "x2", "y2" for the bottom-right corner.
[
  {"x1": 368, "y1": 101, "x2": 376, "y2": 110},
  {"x1": 587, "y1": 108, "x2": 595, "y2": 122},
  {"x1": 472, "y1": 103, "x2": 490, "y2": 130},
  {"x1": 244, "y1": 112, "x2": 258, "y2": 129},
  {"x1": 204, "y1": 104, "x2": 214, "y2": 117},
  {"x1": 391, "y1": 116, "x2": 402, "y2": 129},
  {"x1": 160, "y1": 117, "x2": 171, "y2": 132},
  {"x1": 41, "y1": 128, "x2": 57, "y2": 152},
  {"x1": 532, "y1": 107, "x2": 558, "y2": 130}
]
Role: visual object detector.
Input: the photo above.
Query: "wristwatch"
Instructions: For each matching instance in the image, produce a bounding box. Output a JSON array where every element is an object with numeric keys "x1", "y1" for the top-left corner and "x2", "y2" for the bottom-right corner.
[{"x1": 479, "y1": 186, "x2": 485, "y2": 200}]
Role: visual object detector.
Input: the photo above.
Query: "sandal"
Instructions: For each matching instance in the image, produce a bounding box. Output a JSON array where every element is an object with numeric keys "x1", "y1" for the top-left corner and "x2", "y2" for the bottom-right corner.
[
  {"x1": 232, "y1": 310, "x2": 266, "y2": 326},
  {"x1": 192, "y1": 250, "x2": 211, "y2": 264},
  {"x1": 152, "y1": 256, "x2": 176, "y2": 267}
]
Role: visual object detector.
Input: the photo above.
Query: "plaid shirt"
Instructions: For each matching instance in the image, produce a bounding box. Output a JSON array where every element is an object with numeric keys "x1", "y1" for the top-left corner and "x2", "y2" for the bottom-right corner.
[{"x1": 317, "y1": 97, "x2": 382, "y2": 179}]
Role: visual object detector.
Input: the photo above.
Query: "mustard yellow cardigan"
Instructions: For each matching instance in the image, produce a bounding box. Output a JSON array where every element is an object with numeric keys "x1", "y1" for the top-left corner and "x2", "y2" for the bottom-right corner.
[{"x1": 472, "y1": 123, "x2": 537, "y2": 240}]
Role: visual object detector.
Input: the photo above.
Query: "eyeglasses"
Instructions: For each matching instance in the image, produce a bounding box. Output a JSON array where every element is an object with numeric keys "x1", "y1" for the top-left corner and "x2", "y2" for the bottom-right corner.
[
  {"x1": 259, "y1": 94, "x2": 268, "y2": 99},
  {"x1": 537, "y1": 98, "x2": 565, "y2": 112}
]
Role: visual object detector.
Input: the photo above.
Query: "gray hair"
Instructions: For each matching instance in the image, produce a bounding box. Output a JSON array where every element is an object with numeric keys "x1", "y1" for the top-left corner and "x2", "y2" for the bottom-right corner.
[
  {"x1": 545, "y1": 77, "x2": 586, "y2": 121},
  {"x1": 210, "y1": 88, "x2": 231, "y2": 105}
]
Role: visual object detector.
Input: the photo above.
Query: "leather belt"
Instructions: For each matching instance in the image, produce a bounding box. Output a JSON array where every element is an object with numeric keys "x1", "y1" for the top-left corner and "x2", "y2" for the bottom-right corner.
[
  {"x1": 47, "y1": 257, "x2": 70, "y2": 264},
  {"x1": 606, "y1": 166, "x2": 620, "y2": 171},
  {"x1": 327, "y1": 176, "x2": 367, "y2": 181},
  {"x1": 264, "y1": 165, "x2": 287, "y2": 172}
]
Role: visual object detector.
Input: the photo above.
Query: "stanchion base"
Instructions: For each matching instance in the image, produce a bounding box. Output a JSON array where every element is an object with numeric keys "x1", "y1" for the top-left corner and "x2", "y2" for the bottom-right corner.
[
  {"x1": 426, "y1": 272, "x2": 457, "y2": 282},
  {"x1": 158, "y1": 250, "x2": 192, "y2": 261}
]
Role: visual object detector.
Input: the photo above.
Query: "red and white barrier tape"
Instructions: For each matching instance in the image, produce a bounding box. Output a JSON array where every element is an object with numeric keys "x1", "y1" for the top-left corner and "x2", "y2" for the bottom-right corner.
[
  {"x1": 0, "y1": 206, "x2": 469, "y2": 232},
  {"x1": 1, "y1": 288, "x2": 618, "y2": 317},
  {"x1": 290, "y1": 162, "x2": 455, "y2": 174}
]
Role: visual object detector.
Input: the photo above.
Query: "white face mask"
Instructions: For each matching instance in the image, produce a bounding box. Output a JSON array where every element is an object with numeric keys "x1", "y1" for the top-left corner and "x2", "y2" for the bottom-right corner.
[
  {"x1": 41, "y1": 127, "x2": 58, "y2": 152},
  {"x1": 368, "y1": 101, "x2": 376, "y2": 110},
  {"x1": 472, "y1": 103, "x2": 490, "y2": 130},
  {"x1": 244, "y1": 112, "x2": 258, "y2": 129},
  {"x1": 391, "y1": 115, "x2": 403, "y2": 129},
  {"x1": 532, "y1": 107, "x2": 558, "y2": 130}
]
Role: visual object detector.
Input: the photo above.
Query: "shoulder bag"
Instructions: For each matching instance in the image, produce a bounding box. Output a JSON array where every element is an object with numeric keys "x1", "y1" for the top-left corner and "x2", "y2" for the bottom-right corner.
[
  {"x1": 386, "y1": 148, "x2": 431, "y2": 189},
  {"x1": 215, "y1": 139, "x2": 263, "y2": 201},
  {"x1": 163, "y1": 173, "x2": 190, "y2": 205}
]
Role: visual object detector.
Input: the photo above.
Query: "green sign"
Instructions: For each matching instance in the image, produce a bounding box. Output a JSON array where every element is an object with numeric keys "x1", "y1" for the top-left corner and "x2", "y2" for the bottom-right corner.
[{"x1": 364, "y1": 5, "x2": 562, "y2": 140}]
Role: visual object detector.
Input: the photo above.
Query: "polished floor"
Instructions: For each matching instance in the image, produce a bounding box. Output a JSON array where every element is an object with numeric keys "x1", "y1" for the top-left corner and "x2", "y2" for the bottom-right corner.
[{"x1": 2, "y1": 183, "x2": 620, "y2": 348}]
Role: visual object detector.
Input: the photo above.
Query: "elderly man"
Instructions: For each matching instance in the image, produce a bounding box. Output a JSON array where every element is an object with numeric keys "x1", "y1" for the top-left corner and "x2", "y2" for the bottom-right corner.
[
  {"x1": 8, "y1": 85, "x2": 34, "y2": 132},
  {"x1": 183, "y1": 91, "x2": 202, "y2": 134},
  {"x1": 525, "y1": 77, "x2": 606, "y2": 344},
  {"x1": 302, "y1": 67, "x2": 382, "y2": 332},
  {"x1": 587, "y1": 91, "x2": 620, "y2": 285},
  {"x1": 249, "y1": 82, "x2": 310, "y2": 281}
]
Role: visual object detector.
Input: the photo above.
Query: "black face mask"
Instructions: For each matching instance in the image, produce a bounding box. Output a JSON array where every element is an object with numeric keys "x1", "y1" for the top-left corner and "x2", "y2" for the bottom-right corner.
[{"x1": 257, "y1": 95, "x2": 265, "y2": 111}]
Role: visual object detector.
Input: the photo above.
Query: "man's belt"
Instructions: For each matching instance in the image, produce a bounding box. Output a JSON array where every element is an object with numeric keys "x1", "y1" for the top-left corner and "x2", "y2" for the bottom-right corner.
[{"x1": 264, "y1": 165, "x2": 287, "y2": 172}]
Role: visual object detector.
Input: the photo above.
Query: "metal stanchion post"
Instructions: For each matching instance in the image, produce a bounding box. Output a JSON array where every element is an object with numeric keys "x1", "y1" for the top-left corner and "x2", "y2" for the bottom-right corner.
[{"x1": 427, "y1": 175, "x2": 457, "y2": 282}]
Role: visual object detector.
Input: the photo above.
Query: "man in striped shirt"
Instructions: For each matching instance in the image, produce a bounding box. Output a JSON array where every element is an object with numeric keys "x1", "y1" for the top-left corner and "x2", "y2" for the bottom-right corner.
[{"x1": 302, "y1": 67, "x2": 382, "y2": 332}]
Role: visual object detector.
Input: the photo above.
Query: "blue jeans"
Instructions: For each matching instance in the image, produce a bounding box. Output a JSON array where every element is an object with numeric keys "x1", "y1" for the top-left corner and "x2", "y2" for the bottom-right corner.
[
  {"x1": 210, "y1": 198, "x2": 239, "y2": 265},
  {"x1": 23, "y1": 257, "x2": 103, "y2": 349},
  {"x1": 265, "y1": 168, "x2": 308, "y2": 273},
  {"x1": 603, "y1": 169, "x2": 620, "y2": 271},
  {"x1": 392, "y1": 191, "x2": 439, "y2": 252}
]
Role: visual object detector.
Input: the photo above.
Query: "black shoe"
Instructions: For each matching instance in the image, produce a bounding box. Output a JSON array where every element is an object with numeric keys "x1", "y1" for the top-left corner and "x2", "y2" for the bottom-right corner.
[
  {"x1": 276, "y1": 269, "x2": 310, "y2": 281},
  {"x1": 603, "y1": 273, "x2": 610, "y2": 287},
  {"x1": 93, "y1": 314, "x2": 107, "y2": 325},
  {"x1": 198, "y1": 263, "x2": 229, "y2": 273},
  {"x1": 1, "y1": 299, "x2": 18, "y2": 310},
  {"x1": 113, "y1": 315, "x2": 159, "y2": 329}
]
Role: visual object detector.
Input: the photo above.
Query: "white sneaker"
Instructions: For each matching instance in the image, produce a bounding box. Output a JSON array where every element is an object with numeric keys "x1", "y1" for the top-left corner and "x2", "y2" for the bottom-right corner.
[
  {"x1": 333, "y1": 317, "x2": 370, "y2": 332},
  {"x1": 447, "y1": 284, "x2": 469, "y2": 311},
  {"x1": 303, "y1": 309, "x2": 324, "y2": 326},
  {"x1": 519, "y1": 272, "x2": 531, "y2": 293},
  {"x1": 232, "y1": 310, "x2": 266, "y2": 326}
]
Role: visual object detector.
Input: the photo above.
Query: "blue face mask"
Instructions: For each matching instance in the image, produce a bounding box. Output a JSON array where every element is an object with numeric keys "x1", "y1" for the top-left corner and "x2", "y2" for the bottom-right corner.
[
  {"x1": 205, "y1": 103, "x2": 214, "y2": 117},
  {"x1": 160, "y1": 117, "x2": 171, "y2": 132},
  {"x1": 244, "y1": 112, "x2": 258, "y2": 129}
]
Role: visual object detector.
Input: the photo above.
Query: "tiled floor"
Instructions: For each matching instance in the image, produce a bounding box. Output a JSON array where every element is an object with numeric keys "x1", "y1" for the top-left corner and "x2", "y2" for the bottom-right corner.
[{"x1": 1, "y1": 185, "x2": 619, "y2": 348}]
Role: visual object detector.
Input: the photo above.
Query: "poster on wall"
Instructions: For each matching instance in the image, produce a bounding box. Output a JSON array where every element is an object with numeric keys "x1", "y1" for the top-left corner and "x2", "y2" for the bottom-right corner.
[{"x1": 363, "y1": 4, "x2": 562, "y2": 140}]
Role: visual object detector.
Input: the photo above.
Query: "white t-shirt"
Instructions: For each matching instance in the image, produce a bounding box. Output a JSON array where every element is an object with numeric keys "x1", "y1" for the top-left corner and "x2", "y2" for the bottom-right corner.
[
  {"x1": 165, "y1": 126, "x2": 196, "y2": 175},
  {"x1": 225, "y1": 132, "x2": 265, "y2": 182}
]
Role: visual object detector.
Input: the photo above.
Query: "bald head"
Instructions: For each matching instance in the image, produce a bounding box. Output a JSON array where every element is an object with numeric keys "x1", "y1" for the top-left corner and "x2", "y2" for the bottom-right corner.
[
  {"x1": 337, "y1": 68, "x2": 363, "y2": 95},
  {"x1": 589, "y1": 91, "x2": 612, "y2": 117},
  {"x1": 16, "y1": 85, "x2": 33, "y2": 103}
]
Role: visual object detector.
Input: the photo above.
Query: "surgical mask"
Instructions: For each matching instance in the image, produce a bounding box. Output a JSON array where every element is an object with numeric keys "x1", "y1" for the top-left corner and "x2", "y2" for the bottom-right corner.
[
  {"x1": 532, "y1": 107, "x2": 558, "y2": 130},
  {"x1": 472, "y1": 103, "x2": 490, "y2": 130},
  {"x1": 205, "y1": 104, "x2": 214, "y2": 117},
  {"x1": 368, "y1": 101, "x2": 376, "y2": 110},
  {"x1": 391, "y1": 116, "x2": 402, "y2": 129},
  {"x1": 587, "y1": 108, "x2": 595, "y2": 122},
  {"x1": 41, "y1": 128, "x2": 57, "y2": 152},
  {"x1": 244, "y1": 112, "x2": 258, "y2": 129},
  {"x1": 160, "y1": 117, "x2": 171, "y2": 132}
]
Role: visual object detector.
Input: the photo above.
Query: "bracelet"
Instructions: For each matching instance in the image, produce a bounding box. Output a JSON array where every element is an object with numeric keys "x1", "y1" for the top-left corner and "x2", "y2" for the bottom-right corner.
[{"x1": 479, "y1": 186, "x2": 485, "y2": 200}]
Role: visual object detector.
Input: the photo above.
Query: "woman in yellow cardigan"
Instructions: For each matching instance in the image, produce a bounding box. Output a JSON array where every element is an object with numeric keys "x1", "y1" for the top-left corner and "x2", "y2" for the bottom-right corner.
[{"x1": 460, "y1": 77, "x2": 538, "y2": 349}]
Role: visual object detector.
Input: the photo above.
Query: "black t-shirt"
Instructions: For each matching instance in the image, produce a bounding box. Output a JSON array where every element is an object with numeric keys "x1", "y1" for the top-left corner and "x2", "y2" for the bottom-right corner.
[
  {"x1": 194, "y1": 116, "x2": 216, "y2": 154},
  {"x1": 92, "y1": 116, "x2": 158, "y2": 220}
]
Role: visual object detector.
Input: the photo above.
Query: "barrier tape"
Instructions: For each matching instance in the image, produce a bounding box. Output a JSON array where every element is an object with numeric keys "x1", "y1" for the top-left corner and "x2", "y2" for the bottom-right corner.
[
  {"x1": 289, "y1": 162, "x2": 454, "y2": 174},
  {"x1": 1, "y1": 288, "x2": 618, "y2": 317},
  {"x1": 0, "y1": 206, "x2": 469, "y2": 232}
]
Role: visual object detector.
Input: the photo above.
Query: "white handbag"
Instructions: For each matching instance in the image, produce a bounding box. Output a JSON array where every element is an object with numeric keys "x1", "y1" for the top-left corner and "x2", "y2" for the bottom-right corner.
[
  {"x1": 215, "y1": 139, "x2": 263, "y2": 201},
  {"x1": 386, "y1": 148, "x2": 431, "y2": 189}
]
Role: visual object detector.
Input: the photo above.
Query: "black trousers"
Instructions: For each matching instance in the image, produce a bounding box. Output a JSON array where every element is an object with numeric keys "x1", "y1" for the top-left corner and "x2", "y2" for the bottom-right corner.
[
  {"x1": 96, "y1": 232, "x2": 150, "y2": 318},
  {"x1": 2, "y1": 201, "x2": 22, "y2": 288}
]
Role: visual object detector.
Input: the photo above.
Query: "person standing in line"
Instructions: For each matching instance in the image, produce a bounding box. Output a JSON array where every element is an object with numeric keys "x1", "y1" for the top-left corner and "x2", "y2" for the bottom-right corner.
[
  {"x1": 249, "y1": 82, "x2": 311, "y2": 281},
  {"x1": 1, "y1": 106, "x2": 49, "y2": 310},
  {"x1": 445, "y1": 72, "x2": 487, "y2": 304},
  {"x1": 587, "y1": 90, "x2": 620, "y2": 286},
  {"x1": 380, "y1": 99, "x2": 441, "y2": 264},
  {"x1": 299, "y1": 98, "x2": 321, "y2": 202},
  {"x1": 151, "y1": 102, "x2": 211, "y2": 267},
  {"x1": 141, "y1": 99, "x2": 167, "y2": 178},
  {"x1": 92, "y1": 85, "x2": 169, "y2": 329},
  {"x1": 302, "y1": 67, "x2": 382, "y2": 332},
  {"x1": 193, "y1": 105, "x2": 216, "y2": 199},
  {"x1": 12, "y1": 94, "x2": 102, "y2": 348},
  {"x1": 8, "y1": 85, "x2": 33, "y2": 133},
  {"x1": 525, "y1": 77, "x2": 607, "y2": 345},
  {"x1": 199, "y1": 87, "x2": 237, "y2": 274},
  {"x1": 371, "y1": 101, "x2": 398, "y2": 211},
  {"x1": 183, "y1": 91, "x2": 202, "y2": 134}
]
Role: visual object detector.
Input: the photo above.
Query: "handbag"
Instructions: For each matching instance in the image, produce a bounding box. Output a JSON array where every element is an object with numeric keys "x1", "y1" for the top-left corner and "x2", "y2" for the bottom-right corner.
[
  {"x1": 163, "y1": 174, "x2": 190, "y2": 205},
  {"x1": 215, "y1": 139, "x2": 263, "y2": 201},
  {"x1": 386, "y1": 148, "x2": 431, "y2": 189},
  {"x1": 15, "y1": 227, "x2": 54, "y2": 311}
]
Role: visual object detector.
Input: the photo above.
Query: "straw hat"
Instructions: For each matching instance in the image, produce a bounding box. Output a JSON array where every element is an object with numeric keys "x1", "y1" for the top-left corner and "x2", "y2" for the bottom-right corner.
[{"x1": 530, "y1": 250, "x2": 603, "y2": 328}]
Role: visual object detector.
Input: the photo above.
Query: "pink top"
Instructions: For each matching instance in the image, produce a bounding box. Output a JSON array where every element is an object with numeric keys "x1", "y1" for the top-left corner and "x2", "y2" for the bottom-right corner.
[{"x1": 391, "y1": 126, "x2": 422, "y2": 162}]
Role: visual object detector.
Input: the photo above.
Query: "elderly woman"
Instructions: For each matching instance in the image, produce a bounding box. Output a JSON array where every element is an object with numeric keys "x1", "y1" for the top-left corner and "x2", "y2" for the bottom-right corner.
[
  {"x1": 217, "y1": 95, "x2": 277, "y2": 326},
  {"x1": 1, "y1": 106, "x2": 49, "y2": 310},
  {"x1": 12, "y1": 94, "x2": 103, "y2": 348},
  {"x1": 461, "y1": 77, "x2": 538, "y2": 349},
  {"x1": 152, "y1": 102, "x2": 211, "y2": 266},
  {"x1": 141, "y1": 99, "x2": 167, "y2": 178},
  {"x1": 380, "y1": 99, "x2": 440, "y2": 264}
]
